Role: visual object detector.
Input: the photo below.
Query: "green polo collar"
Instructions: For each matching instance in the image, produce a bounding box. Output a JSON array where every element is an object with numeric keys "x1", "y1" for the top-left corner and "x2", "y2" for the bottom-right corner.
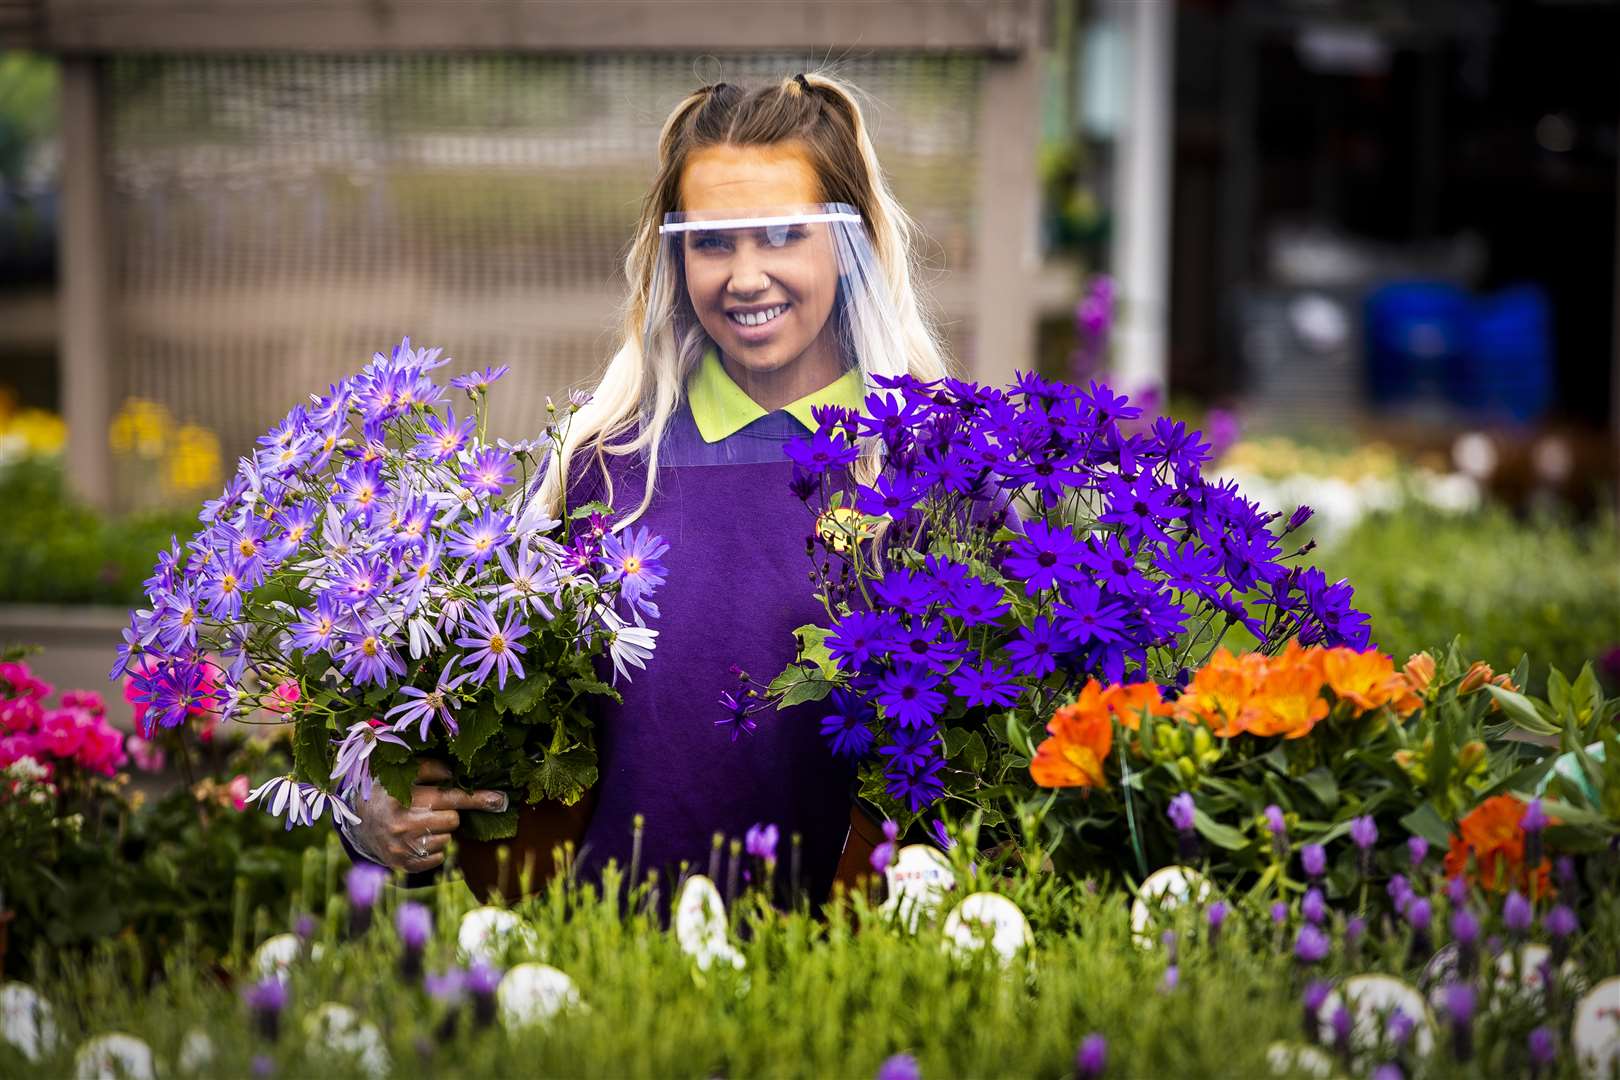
[{"x1": 687, "y1": 346, "x2": 866, "y2": 443}]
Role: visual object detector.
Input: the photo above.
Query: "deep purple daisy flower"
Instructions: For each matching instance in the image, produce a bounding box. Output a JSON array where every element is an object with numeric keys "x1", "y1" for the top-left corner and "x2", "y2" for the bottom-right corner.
[
  {"x1": 874, "y1": 664, "x2": 946, "y2": 730},
  {"x1": 826, "y1": 611, "x2": 901, "y2": 671},
  {"x1": 819, "y1": 689, "x2": 876, "y2": 757},
  {"x1": 948, "y1": 661, "x2": 1020, "y2": 710},
  {"x1": 1002, "y1": 519, "x2": 1087, "y2": 595},
  {"x1": 1004, "y1": 616, "x2": 1073, "y2": 679},
  {"x1": 599, "y1": 526, "x2": 669, "y2": 610}
]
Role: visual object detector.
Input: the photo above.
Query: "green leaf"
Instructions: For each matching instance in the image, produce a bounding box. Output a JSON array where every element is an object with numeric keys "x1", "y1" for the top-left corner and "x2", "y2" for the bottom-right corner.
[
  {"x1": 457, "y1": 806, "x2": 518, "y2": 842},
  {"x1": 781, "y1": 676, "x2": 835, "y2": 709},
  {"x1": 494, "y1": 671, "x2": 553, "y2": 716},
  {"x1": 1484, "y1": 685, "x2": 1561, "y2": 736},
  {"x1": 513, "y1": 748, "x2": 598, "y2": 805},
  {"x1": 1546, "y1": 667, "x2": 1572, "y2": 722},
  {"x1": 1193, "y1": 809, "x2": 1249, "y2": 851},
  {"x1": 960, "y1": 731, "x2": 988, "y2": 773},
  {"x1": 449, "y1": 702, "x2": 502, "y2": 769},
  {"x1": 792, "y1": 624, "x2": 839, "y2": 678},
  {"x1": 569, "y1": 500, "x2": 612, "y2": 520},
  {"x1": 1398, "y1": 803, "x2": 1452, "y2": 847},
  {"x1": 1300, "y1": 767, "x2": 1339, "y2": 813},
  {"x1": 371, "y1": 753, "x2": 419, "y2": 807},
  {"x1": 290, "y1": 715, "x2": 332, "y2": 785},
  {"x1": 566, "y1": 675, "x2": 621, "y2": 703}
]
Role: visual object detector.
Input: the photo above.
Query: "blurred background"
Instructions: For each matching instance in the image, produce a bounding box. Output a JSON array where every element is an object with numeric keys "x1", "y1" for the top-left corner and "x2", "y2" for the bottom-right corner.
[{"x1": 0, "y1": 0, "x2": 1616, "y2": 714}]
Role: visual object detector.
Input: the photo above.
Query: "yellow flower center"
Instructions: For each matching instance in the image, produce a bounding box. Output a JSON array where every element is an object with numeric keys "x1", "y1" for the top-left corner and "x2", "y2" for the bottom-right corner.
[
  {"x1": 489, "y1": 634, "x2": 506, "y2": 655},
  {"x1": 362, "y1": 637, "x2": 378, "y2": 657},
  {"x1": 623, "y1": 556, "x2": 642, "y2": 575}
]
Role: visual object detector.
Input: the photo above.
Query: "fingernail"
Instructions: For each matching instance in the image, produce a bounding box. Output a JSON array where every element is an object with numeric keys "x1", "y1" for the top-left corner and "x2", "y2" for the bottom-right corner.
[{"x1": 487, "y1": 792, "x2": 509, "y2": 812}]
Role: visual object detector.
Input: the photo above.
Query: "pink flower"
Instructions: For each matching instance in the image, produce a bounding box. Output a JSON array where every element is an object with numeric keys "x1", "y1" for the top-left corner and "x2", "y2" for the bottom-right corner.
[
  {"x1": 75, "y1": 722, "x2": 127, "y2": 776},
  {"x1": 60, "y1": 690, "x2": 106, "y2": 717},
  {"x1": 0, "y1": 697, "x2": 40, "y2": 733},
  {"x1": 126, "y1": 734, "x2": 167, "y2": 772},
  {"x1": 40, "y1": 710, "x2": 87, "y2": 759},
  {"x1": 265, "y1": 681, "x2": 301, "y2": 715},
  {"x1": 227, "y1": 773, "x2": 250, "y2": 811}
]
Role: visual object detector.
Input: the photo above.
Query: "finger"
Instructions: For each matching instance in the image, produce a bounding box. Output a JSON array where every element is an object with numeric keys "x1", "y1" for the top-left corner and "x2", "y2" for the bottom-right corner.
[
  {"x1": 421, "y1": 788, "x2": 508, "y2": 813},
  {"x1": 398, "y1": 809, "x2": 460, "y2": 835},
  {"x1": 404, "y1": 851, "x2": 446, "y2": 874},
  {"x1": 415, "y1": 759, "x2": 453, "y2": 783}
]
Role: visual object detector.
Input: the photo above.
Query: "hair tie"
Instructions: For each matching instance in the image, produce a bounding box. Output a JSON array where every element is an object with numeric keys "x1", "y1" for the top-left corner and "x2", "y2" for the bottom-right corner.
[
  {"x1": 794, "y1": 73, "x2": 812, "y2": 94},
  {"x1": 708, "y1": 81, "x2": 730, "y2": 94}
]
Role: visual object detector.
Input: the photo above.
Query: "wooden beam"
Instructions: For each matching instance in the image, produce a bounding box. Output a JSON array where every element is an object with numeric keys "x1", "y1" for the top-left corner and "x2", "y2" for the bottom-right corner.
[
  {"x1": 40, "y1": 0, "x2": 1035, "y2": 54},
  {"x1": 57, "y1": 57, "x2": 114, "y2": 511},
  {"x1": 972, "y1": 39, "x2": 1043, "y2": 388}
]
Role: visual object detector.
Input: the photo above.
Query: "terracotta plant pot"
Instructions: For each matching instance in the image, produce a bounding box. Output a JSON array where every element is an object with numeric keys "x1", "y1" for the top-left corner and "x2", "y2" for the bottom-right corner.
[{"x1": 456, "y1": 788, "x2": 597, "y2": 903}]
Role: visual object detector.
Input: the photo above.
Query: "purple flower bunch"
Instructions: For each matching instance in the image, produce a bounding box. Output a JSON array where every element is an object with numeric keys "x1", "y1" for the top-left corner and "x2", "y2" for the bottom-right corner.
[
  {"x1": 763, "y1": 370, "x2": 1369, "y2": 818},
  {"x1": 116, "y1": 338, "x2": 667, "y2": 827}
]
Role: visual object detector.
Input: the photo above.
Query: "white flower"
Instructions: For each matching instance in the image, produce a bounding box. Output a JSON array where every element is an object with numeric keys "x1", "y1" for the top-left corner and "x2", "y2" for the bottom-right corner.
[
  {"x1": 595, "y1": 604, "x2": 657, "y2": 685},
  {"x1": 1, "y1": 983, "x2": 58, "y2": 1062},
  {"x1": 245, "y1": 775, "x2": 307, "y2": 825},
  {"x1": 73, "y1": 1032, "x2": 155, "y2": 1080}
]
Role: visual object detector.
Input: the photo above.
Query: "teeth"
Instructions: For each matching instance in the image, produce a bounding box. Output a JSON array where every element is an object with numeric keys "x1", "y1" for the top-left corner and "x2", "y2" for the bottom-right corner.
[{"x1": 730, "y1": 304, "x2": 787, "y2": 327}]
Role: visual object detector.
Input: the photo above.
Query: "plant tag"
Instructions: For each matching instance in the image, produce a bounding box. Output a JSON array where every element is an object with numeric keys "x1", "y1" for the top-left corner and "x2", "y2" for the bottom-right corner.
[
  {"x1": 674, "y1": 875, "x2": 744, "y2": 971},
  {"x1": 498, "y1": 963, "x2": 587, "y2": 1028},
  {"x1": 1, "y1": 983, "x2": 57, "y2": 1062},
  {"x1": 73, "y1": 1033, "x2": 156, "y2": 1080},
  {"x1": 457, "y1": 906, "x2": 540, "y2": 966},
  {"x1": 1316, "y1": 974, "x2": 1435, "y2": 1061},
  {"x1": 880, "y1": 844, "x2": 955, "y2": 932},
  {"x1": 303, "y1": 1003, "x2": 389, "y2": 1079},
  {"x1": 1129, "y1": 865, "x2": 1212, "y2": 947},
  {"x1": 1572, "y1": 977, "x2": 1620, "y2": 1080},
  {"x1": 941, "y1": 892, "x2": 1033, "y2": 963}
]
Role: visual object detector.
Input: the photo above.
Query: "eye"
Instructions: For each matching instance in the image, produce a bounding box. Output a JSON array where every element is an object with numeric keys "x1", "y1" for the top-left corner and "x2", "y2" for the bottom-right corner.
[
  {"x1": 764, "y1": 226, "x2": 805, "y2": 248},
  {"x1": 690, "y1": 233, "x2": 731, "y2": 252}
]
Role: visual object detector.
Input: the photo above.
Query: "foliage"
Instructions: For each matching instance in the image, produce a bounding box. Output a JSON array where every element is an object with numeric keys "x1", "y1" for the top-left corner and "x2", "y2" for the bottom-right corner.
[
  {"x1": 0, "y1": 458, "x2": 196, "y2": 606},
  {"x1": 1313, "y1": 505, "x2": 1620, "y2": 695},
  {"x1": 5, "y1": 833, "x2": 1617, "y2": 1079},
  {"x1": 1023, "y1": 639, "x2": 1619, "y2": 902}
]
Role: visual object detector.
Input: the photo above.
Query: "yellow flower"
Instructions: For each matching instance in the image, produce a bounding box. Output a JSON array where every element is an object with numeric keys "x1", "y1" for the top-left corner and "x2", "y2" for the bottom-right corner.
[
  {"x1": 109, "y1": 398, "x2": 172, "y2": 459},
  {"x1": 165, "y1": 423, "x2": 222, "y2": 494}
]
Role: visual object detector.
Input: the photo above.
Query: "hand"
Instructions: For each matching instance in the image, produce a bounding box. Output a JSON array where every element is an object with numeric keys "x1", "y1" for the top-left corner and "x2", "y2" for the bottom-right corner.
[{"x1": 350, "y1": 759, "x2": 508, "y2": 873}]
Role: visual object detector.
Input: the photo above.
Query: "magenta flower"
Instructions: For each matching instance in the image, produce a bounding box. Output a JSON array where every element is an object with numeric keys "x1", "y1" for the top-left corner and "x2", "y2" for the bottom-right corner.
[
  {"x1": 1074, "y1": 1033, "x2": 1107, "y2": 1080},
  {"x1": 1300, "y1": 843, "x2": 1326, "y2": 879}
]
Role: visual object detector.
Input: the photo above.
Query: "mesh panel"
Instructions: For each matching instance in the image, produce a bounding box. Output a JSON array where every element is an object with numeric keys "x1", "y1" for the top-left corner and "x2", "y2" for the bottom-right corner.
[{"x1": 104, "y1": 54, "x2": 983, "y2": 503}]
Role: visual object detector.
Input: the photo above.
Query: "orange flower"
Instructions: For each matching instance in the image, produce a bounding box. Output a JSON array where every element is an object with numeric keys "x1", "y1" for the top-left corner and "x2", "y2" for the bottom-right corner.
[
  {"x1": 1402, "y1": 652, "x2": 1435, "y2": 695},
  {"x1": 1245, "y1": 661, "x2": 1329, "y2": 739},
  {"x1": 1102, "y1": 680, "x2": 1171, "y2": 731},
  {"x1": 1321, "y1": 647, "x2": 1414, "y2": 715},
  {"x1": 1443, "y1": 794, "x2": 1558, "y2": 899},
  {"x1": 1031, "y1": 682, "x2": 1114, "y2": 789},
  {"x1": 1174, "y1": 648, "x2": 1265, "y2": 737},
  {"x1": 1458, "y1": 661, "x2": 1494, "y2": 696}
]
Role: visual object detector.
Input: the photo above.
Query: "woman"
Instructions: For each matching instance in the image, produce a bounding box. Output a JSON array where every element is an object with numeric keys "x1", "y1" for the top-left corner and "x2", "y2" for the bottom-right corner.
[{"x1": 346, "y1": 71, "x2": 953, "y2": 906}]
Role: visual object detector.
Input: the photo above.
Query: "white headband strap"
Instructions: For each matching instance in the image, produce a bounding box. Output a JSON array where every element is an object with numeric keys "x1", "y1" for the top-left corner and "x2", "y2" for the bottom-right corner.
[{"x1": 659, "y1": 211, "x2": 863, "y2": 234}]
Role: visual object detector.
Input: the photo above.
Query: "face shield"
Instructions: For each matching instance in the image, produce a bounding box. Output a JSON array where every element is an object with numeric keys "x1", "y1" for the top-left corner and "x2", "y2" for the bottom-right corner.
[{"x1": 643, "y1": 202, "x2": 904, "y2": 466}]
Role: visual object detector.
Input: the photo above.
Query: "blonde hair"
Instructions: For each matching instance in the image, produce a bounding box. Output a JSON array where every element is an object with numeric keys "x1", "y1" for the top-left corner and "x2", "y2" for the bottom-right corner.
[{"x1": 536, "y1": 70, "x2": 953, "y2": 526}]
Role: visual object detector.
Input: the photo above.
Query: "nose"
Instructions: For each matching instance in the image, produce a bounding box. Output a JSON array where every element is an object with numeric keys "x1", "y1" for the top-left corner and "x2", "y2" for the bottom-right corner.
[{"x1": 726, "y1": 251, "x2": 773, "y2": 298}]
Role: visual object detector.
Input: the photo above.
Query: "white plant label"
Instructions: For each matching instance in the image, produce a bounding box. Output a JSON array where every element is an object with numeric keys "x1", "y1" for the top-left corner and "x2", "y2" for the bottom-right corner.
[
  {"x1": 1317, "y1": 974, "x2": 1435, "y2": 1061},
  {"x1": 941, "y1": 892, "x2": 1033, "y2": 964},
  {"x1": 457, "y1": 906, "x2": 540, "y2": 966},
  {"x1": 674, "y1": 875, "x2": 745, "y2": 972},
  {"x1": 1572, "y1": 976, "x2": 1620, "y2": 1080},
  {"x1": 1129, "y1": 865, "x2": 1212, "y2": 946},
  {"x1": 498, "y1": 963, "x2": 588, "y2": 1029},
  {"x1": 73, "y1": 1033, "x2": 156, "y2": 1080},
  {"x1": 1, "y1": 983, "x2": 58, "y2": 1062},
  {"x1": 880, "y1": 844, "x2": 956, "y2": 932}
]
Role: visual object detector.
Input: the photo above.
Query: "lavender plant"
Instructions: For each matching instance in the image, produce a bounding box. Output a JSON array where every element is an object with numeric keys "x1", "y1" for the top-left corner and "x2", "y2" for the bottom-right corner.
[
  {"x1": 116, "y1": 339, "x2": 667, "y2": 839},
  {"x1": 741, "y1": 371, "x2": 1370, "y2": 828}
]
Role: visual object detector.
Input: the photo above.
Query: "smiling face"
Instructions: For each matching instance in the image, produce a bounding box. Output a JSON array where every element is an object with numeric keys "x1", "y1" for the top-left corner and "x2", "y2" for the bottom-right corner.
[{"x1": 677, "y1": 142, "x2": 843, "y2": 392}]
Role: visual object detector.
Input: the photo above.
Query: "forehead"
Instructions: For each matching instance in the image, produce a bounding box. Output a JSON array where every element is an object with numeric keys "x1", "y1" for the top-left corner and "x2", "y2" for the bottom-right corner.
[{"x1": 678, "y1": 142, "x2": 823, "y2": 212}]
